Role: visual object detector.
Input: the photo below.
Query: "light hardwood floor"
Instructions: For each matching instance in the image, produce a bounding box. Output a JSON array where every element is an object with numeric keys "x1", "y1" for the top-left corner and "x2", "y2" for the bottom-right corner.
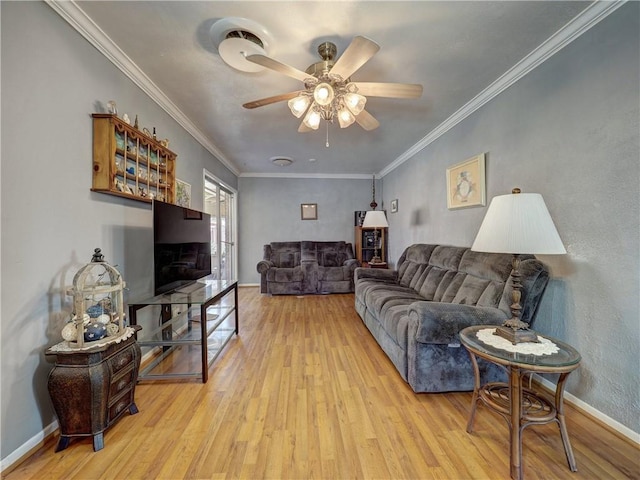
[{"x1": 4, "y1": 287, "x2": 639, "y2": 479}]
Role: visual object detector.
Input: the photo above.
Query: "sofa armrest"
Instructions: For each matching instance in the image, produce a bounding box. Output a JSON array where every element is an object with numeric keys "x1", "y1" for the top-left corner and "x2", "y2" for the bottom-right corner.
[
  {"x1": 408, "y1": 302, "x2": 509, "y2": 345},
  {"x1": 344, "y1": 258, "x2": 360, "y2": 269},
  {"x1": 354, "y1": 267, "x2": 398, "y2": 282},
  {"x1": 257, "y1": 260, "x2": 275, "y2": 274}
]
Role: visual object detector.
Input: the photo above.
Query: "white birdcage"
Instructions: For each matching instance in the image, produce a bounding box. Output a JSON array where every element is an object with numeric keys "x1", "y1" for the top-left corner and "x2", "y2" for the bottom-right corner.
[{"x1": 63, "y1": 248, "x2": 126, "y2": 348}]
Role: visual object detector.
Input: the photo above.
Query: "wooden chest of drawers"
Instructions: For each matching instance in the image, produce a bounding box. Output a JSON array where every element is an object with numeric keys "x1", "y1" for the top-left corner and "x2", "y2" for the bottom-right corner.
[{"x1": 46, "y1": 327, "x2": 141, "y2": 451}]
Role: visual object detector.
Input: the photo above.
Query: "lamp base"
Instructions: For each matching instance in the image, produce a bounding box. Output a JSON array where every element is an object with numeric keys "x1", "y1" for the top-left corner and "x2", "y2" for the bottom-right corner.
[
  {"x1": 494, "y1": 325, "x2": 539, "y2": 345},
  {"x1": 369, "y1": 256, "x2": 383, "y2": 264}
]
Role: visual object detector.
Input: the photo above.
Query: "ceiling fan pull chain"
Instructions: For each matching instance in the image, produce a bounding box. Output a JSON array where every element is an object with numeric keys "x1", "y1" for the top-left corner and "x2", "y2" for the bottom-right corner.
[{"x1": 326, "y1": 121, "x2": 330, "y2": 148}]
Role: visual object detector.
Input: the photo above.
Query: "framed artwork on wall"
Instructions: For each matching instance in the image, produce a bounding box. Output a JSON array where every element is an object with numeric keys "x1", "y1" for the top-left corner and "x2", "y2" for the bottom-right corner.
[
  {"x1": 391, "y1": 199, "x2": 398, "y2": 213},
  {"x1": 446, "y1": 153, "x2": 486, "y2": 209},
  {"x1": 176, "y1": 179, "x2": 191, "y2": 208},
  {"x1": 301, "y1": 203, "x2": 317, "y2": 220}
]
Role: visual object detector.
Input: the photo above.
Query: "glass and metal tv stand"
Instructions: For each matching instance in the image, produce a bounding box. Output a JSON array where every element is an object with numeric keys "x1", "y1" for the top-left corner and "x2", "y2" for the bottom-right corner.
[{"x1": 128, "y1": 276, "x2": 238, "y2": 383}]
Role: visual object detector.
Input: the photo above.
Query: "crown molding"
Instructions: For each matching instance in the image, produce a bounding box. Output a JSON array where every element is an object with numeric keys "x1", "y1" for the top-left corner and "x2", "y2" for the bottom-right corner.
[
  {"x1": 45, "y1": 0, "x2": 240, "y2": 177},
  {"x1": 379, "y1": 0, "x2": 627, "y2": 178},
  {"x1": 46, "y1": 0, "x2": 624, "y2": 181},
  {"x1": 239, "y1": 172, "x2": 373, "y2": 180}
]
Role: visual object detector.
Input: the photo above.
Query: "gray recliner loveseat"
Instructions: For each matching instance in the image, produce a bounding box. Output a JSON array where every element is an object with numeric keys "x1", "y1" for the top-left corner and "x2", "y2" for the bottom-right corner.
[
  {"x1": 258, "y1": 241, "x2": 359, "y2": 294},
  {"x1": 354, "y1": 244, "x2": 550, "y2": 393}
]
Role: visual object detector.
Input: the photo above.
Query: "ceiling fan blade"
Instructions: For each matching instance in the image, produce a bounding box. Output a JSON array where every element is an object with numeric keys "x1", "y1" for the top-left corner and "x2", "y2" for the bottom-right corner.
[
  {"x1": 245, "y1": 54, "x2": 311, "y2": 82},
  {"x1": 330, "y1": 36, "x2": 380, "y2": 80},
  {"x1": 355, "y1": 109, "x2": 380, "y2": 131},
  {"x1": 354, "y1": 82, "x2": 423, "y2": 99},
  {"x1": 243, "y1": 91, "x2": 303, "y2": 109}
]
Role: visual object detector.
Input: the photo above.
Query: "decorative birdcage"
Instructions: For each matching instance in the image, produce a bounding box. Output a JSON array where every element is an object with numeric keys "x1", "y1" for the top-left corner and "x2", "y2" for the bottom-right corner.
[{"x1": 63, "y1": 248, "x2": 127, "y2": 349}]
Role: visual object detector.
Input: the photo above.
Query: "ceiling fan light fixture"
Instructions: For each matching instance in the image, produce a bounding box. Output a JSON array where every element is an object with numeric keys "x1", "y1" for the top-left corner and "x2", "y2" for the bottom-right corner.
[
  {"x1": 313, "y1": 83, "x2": 335, "y2": 106},
  {"x1": 337, "y1": 106, "x2": 356, "y2": 128},
  {"x1": 303, "y1": 107, "x2": 322, "y2": 130},
  {"x1": 288, "y1": 95, "x2": 311, "y2": 118},
  {"x1": 344, "y1": 92, "x2": 367, "y2": 116}
]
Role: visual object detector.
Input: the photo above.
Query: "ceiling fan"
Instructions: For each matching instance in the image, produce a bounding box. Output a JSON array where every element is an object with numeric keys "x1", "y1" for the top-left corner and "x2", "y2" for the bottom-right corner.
[{"x1": 242, "y1": 36, "x2": 423, "y2": 133}]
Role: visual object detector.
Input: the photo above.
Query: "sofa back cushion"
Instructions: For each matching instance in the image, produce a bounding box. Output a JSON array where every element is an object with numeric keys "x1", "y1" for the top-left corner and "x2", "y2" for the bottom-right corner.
[
  {"x1": 449, "y1": 250, "x2": 514, "y2": 307},
  {"x1": 395, "y1": 245, "x2": 544, "y2": 317},
  {"x1": 397, "y1": 244, "x2": 438, "y2": 287},
  {"x1": 311, "y1": 241, "x2": 354, "y2": 267},
  {"x1": 268, "y1": 242, "x2": 301, "y2": 268}
]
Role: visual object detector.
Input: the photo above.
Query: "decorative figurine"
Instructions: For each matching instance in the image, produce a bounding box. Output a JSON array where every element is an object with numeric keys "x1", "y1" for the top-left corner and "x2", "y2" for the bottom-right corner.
[
  {"x1": 122, "y1": 113, "x2": 131, "y2": 125},
  {"x1": 134, "y1": 115, "x2": 139, "y2": 129},
  {"x1": 107, "y1": 100, "x2": 117, "y2": 115}
]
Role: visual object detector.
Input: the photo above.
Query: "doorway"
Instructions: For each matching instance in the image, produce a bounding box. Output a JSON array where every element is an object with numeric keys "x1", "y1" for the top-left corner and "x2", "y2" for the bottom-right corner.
[{"x1": 204, "y1": 172, "x2": 236, "y2": 280}]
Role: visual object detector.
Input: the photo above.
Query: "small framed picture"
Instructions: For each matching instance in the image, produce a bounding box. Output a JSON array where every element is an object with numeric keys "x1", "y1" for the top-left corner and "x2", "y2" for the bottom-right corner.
[
  {"x1": 176, "y1": 179, "x2": 191, "y2": 208},
  {"x1": 301, "y1": 203, "x2": 317, "y2": 220},
  {"x1": 391, "y1": 199, "x2": 398, "y2": 213},
  {"x1": 446, "y1": 153, "x2": 486, "y2": 209}
]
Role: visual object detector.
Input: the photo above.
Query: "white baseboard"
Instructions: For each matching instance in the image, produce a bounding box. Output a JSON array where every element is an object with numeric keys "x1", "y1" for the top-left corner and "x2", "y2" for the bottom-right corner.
[
  {"x1": 537, "y1": 376, "x2": 640, "y2": 445},
  {"x1": 0, "y1": 420, "x2": 58, "y2": 472},
  {"x1": 238, "y1": 283, "x2": 259, "y2": 288}
]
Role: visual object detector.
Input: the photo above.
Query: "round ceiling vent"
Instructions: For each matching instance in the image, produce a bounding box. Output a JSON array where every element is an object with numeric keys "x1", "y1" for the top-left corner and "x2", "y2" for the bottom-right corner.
[
  {"x1": 210, "y1": 18, "x2": 273, "y2": 73},
  {"x1": 270, "y1": 156, "x2": 293, "y2": 167}
]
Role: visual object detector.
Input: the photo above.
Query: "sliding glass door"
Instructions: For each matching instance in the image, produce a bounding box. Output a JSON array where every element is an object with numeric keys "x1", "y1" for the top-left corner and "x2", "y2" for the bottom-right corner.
[{"x1": 204, "y1": 173, "x2": 236, "y2": 280}]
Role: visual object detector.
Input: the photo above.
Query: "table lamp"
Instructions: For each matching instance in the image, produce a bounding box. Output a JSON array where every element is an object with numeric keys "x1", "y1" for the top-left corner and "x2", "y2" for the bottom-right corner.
[
  {"x1": 471, "y1": 188, "x2": 566, "y2": 344},
  {"x1": 362, "y1": 210, "x2": 388, "y2": 264}
]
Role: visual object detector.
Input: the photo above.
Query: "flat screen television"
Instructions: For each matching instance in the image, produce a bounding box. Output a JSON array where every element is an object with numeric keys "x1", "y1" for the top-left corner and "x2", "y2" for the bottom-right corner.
[{"x1": 153, "y1": 200, "x2": 212, "y2": 295}]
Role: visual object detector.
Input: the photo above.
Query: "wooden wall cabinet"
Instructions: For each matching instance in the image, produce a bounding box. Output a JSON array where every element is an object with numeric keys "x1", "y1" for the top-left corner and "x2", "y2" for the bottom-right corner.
[
  {"x1": 355, "y1": 226, "x2": 388, "y2": 266},
  {"x1": 92, "y1": 113, "x2": 176, "y2": 204}
]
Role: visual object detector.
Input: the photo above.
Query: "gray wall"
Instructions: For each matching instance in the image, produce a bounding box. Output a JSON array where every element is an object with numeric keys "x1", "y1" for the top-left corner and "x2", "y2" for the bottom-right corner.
[
  {"x1": 238, "y1": 176, "x2": 376, "y2": 284},
  {"x1": 0, "y1": 1, "x2": 236, "y2": 462},
  {"x1": 381, "y1": 3, "x2": 639, "y2": 434}
]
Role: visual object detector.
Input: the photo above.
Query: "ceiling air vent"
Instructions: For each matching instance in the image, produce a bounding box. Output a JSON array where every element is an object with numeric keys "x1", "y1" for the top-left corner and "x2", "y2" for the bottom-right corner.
[{"x1": 210, "y1": 18, "x2": 272, "y2": 73}]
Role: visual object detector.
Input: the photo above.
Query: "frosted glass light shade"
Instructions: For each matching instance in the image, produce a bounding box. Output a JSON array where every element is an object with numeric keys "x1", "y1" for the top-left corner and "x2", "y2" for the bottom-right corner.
[
  {"x1": 472, "y1": 192, "x2": 566, "y2": 254},
  {"x1": 362, "y1": 210, "x2": 388, "y2": 228},
  {"x1": 337, "y1": 106, "x2": 355, "y2": 128},
  {"x1": 303, "y1": 107, "x2": 321, "y2": 130},
  {"x1": 344, "y1": 92, "x2": 367, "y2": 115},
  {"x1": 313, "y1": 83, "x2": 335, "y2": 106},
  {"x1": 288, "y1": 95, "x2": 311, "y2": 118}
]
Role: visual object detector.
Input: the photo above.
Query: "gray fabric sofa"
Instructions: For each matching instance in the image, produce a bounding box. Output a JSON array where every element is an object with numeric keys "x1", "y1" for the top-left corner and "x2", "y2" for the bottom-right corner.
[
  {"x1": 354, "y1": 244, "x2": 550, "y2": 392},
  {"x1": 257, "y1": 241, "x2": 359, "y2": 294}
]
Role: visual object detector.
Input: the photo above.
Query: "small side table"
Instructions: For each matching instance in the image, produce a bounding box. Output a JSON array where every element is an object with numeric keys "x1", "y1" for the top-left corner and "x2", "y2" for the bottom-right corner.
[
  {"x1": 46, "y1": 327, "x2": 141, "y2": 451},
  {"x1": 459, "y1": 325, "x2": 581, "y2": 480}
]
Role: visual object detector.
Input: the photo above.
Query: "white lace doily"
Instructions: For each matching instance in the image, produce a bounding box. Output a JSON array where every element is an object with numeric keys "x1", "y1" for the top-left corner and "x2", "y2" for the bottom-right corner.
[
  {"x1": 477, "y1": 328, "x2": 559, "y2": 355},
  {"x1": 49, "y1": 326, "x2": 136, "y2": 352}
]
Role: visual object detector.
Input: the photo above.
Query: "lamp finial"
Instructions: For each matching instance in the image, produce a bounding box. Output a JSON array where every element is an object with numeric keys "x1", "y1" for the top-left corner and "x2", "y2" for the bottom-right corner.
[{"x1": 512, "y1": 187, "x2": 521, "y2": 194}]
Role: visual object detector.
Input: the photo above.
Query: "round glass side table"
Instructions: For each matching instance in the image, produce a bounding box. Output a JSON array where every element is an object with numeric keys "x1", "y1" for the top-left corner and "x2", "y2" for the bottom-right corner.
[{"x1": 459, "y1": 325, "x2": 581, "y2": 480}]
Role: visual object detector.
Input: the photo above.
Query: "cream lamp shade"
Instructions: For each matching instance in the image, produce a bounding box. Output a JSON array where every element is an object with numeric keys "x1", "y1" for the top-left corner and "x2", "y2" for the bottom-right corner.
[
  {"x1": 362, "y1": 210, "x2": 389, "y2": 229},
  {"x1": 472, "y1": 191, "x2": 566, "y2": 255}
]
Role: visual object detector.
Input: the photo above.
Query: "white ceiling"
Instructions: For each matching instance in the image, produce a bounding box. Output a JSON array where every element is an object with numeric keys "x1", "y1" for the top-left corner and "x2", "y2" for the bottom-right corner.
[{"x1": 67, "y1": 1, "x2": 594, "y2": 177}]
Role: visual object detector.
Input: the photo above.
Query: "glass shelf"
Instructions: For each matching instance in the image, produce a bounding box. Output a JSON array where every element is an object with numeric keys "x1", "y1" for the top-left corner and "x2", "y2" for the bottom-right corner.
[{"x1": 128, "y1": 277, "x2": 238, "y2": 382}]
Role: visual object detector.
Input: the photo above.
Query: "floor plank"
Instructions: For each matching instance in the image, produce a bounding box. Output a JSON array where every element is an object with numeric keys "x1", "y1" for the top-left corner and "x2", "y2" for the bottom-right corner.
[{"x1": 4, "y1": 287, "x2": 639, "y2": 479}]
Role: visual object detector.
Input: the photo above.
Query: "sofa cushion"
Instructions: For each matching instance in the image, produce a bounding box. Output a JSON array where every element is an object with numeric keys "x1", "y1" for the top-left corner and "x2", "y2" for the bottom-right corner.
[
  {"x1": 320, "y1": 251, "x2": 347, "y2": 267},
  {"x1": 381, "y1": 305, "x2": 411, "y2": 348},
  {"x1": 318, "y1": 266, "x2": 349, "y2": 281},
  {"x1": 268, "y1": 242, "x2": 303, "y2": 268},
  {"x1": 266, "y1": 266, "x2": 304, "y2": 282},
  {"x1": 397, "y1": 244, "x2": 437, "y2": 287},
  {"x1": 365, "y1": 284, "x2": 424, "y2": 318}
]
